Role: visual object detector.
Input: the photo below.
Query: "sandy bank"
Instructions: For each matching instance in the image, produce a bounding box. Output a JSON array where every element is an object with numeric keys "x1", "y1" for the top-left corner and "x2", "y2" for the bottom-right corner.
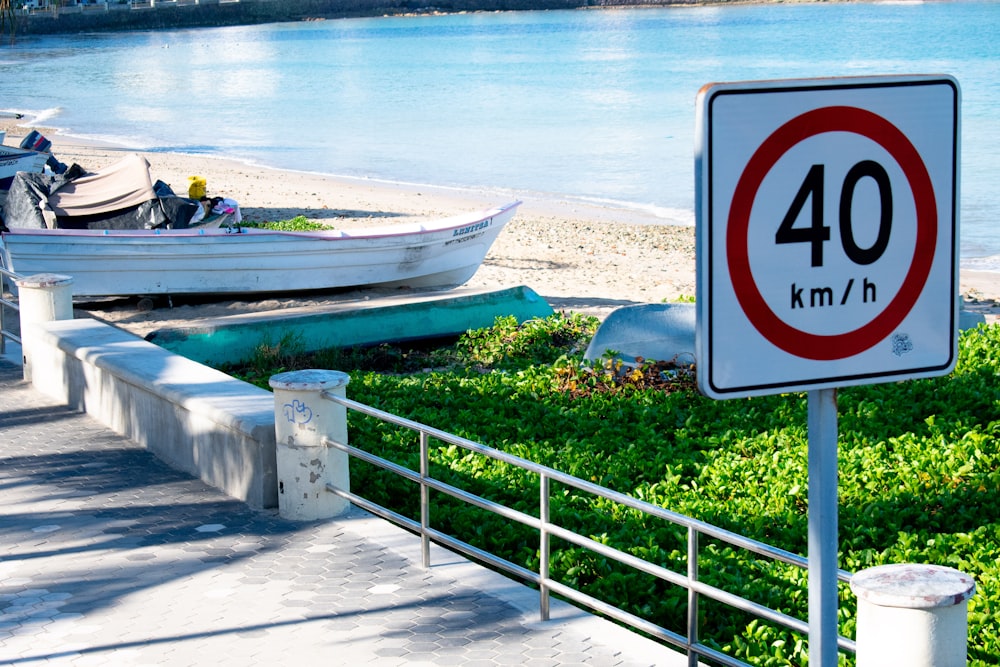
[{"x1": 2, "y1": 118, "x2": 997, "y2": 338}]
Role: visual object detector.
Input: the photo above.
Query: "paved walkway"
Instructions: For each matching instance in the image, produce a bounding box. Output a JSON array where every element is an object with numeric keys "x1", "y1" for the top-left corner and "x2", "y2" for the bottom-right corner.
[{"x1": 0, "y1": 358, "x2": 683, "y2": 666}]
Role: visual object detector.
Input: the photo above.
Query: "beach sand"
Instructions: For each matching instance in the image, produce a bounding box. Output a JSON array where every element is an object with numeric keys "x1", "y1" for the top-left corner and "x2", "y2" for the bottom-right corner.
[{"x1": 3, "y1": 118, "x2": 998, "y2": 338}]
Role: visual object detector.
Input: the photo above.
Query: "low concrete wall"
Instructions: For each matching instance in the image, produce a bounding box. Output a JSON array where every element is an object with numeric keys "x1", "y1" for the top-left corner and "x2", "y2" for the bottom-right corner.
[{"x1": 27, "y1": 317, "x2": 278, "y2": 509}]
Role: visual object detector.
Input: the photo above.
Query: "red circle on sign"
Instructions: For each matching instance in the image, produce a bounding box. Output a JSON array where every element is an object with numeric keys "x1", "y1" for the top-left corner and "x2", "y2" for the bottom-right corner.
[{"x1": 727, "y1": 106, "x2": 937, "y2": 361}]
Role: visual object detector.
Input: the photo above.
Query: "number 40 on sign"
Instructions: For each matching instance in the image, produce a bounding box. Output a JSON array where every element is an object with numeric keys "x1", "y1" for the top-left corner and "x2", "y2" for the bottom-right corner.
[{"x1": 694, "y1": 75, "x2": 959, "y2": 399}]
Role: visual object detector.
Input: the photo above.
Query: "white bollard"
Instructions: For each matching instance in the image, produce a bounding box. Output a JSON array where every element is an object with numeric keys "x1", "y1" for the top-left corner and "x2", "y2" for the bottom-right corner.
[
  {"x1": 851, "y1": 563, "x2": 975, "y2": 667},
  {"x1": 269, "y1": 369, "x2": 351, "y2": 521},
  {"x1": 15, "y1": 273, "x2": 74, "y2": 382}
]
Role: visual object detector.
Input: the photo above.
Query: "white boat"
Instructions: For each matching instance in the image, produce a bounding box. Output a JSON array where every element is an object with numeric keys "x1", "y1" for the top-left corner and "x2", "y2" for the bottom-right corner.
[
  {"x1": 0, "y1": 202, "x2": 520, "y2": 297},
  {"x1": 0, "y1": 145, "x2": 49, "y2": 205}
]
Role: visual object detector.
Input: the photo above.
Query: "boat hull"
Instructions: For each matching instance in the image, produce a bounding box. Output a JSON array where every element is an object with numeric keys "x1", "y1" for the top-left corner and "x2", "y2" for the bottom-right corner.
[
  {"x1": 0, "y1": 202, "x2": 520, "y2": 297},
  {"x1": 0, "y1": 149, "x2": 49, "y2": 202}
]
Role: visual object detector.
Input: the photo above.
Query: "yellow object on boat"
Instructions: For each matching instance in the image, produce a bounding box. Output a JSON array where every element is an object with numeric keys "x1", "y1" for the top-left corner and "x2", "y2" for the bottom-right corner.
[{"x1": 187, "y1": 175, "x2": 206, "y2": 199}]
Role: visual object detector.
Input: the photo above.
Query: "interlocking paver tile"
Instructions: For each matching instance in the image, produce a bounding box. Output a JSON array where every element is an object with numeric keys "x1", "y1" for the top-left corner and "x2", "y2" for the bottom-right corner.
[{"x1": 1, "y1": 358, "x2": 686, "y2": 666}]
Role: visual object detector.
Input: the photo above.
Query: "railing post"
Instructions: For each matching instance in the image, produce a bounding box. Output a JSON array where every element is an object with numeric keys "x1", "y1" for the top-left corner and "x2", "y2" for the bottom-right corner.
[
  {"x1": 15, "y1": 273, "x2": 73, "y2": 382},
  {"x1": 420, "y1": 431, "x2": 430, "y2": 568},
  {"x1": 687, "y1": 525, "x2": 699, "y2": 667},
  {"x1": 269, "y1": 369, "x2": 351, "y2": 521},
  {"x1": 539, "y1": 473, "x2": 550, "y2": 621},
  {"x1": 850, "y1": 563, "x2": 975, "y2": 667}
]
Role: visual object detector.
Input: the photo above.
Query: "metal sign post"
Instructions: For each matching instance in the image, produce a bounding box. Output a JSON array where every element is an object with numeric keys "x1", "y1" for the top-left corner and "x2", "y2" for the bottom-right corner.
[
  {"x1": 694, "y1": 75, "x2": 959, "y2": 666},
  {"x1": 808, "y1": 388, "x2": 839, "y2": 666}
]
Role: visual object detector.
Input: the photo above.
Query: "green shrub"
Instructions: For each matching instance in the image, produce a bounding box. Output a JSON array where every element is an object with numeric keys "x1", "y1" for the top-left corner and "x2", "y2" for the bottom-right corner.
[
  {"x1": 221, "y1": 316, "x2": 1000, "y2": 666},
  {"x1": 241, "y1": 215, "x2": 335, "y2": 231}
]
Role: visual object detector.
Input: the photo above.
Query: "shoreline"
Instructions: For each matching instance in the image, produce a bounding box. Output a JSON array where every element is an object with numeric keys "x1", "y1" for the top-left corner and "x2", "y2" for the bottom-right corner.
[
  {"x1": 3, "y1": 117, "x2": 998, "y2": 336},
  {"x1": 12, "y1": 0, "x2": 859, "y2": 37},
  {"x1": 10, "y1": 116, "x2": 690, "y2": 229}
]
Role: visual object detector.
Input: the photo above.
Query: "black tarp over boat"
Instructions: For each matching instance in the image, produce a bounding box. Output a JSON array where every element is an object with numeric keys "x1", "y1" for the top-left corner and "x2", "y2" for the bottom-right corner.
[{"x1": 2, "y1": 154, "x2": 203, "y2": 231}]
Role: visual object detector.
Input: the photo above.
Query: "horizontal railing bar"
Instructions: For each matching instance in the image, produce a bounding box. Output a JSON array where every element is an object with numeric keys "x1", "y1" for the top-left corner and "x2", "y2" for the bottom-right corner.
[
  {"x1": 324, "y1": 436, "x2": 422, "y2": 484},
  {"x1": 426, "y1": 480, "x2": 540, "y2": 530},
  {"x1": 546, "y1": 534, "x2": 855, "y2": 655},
  {"x1": 692, "y1": 641, "x2": 758, "y2": 667},
  {"x1": 547, "y1": 521, "x2": 820, "y2": 640},
  {"x1": 324, "y1": 437, "x2": 542, "y2": 530},
  {"x1": 329, "y1": 393, "x2": 546, "y2": 467},
  {"x1": 544, "y1": 522, "x2": 690, "y2": 588},
  {"x1": 328, "y1": 431, "x2": 857, "y2": 650},
  {"x1": 322, "y1": 391, "x2": 858, "y2": 661},
  {"x1": 422, "y1": 524, "x2": 540, "y2": 584},
  {"x1": 544, "y1": 576, "x2": 689, "y2": 648},
  {"x1": 547, "y1": 579, "x2": 787, "y2": 667},
  {"x1": 688, "y1": 578, "x2": 808, "y2": 635},
  {"x1": 326, "y1": 482, "x2": 540, "y2": 586},
  {"x1": 328, "y1": 435, "x2": 833, "y2": 645},
  {"x1": 326, "y1": 483, "x2": 422, "y2": 534},
  {"x1": 556, "y1": 471, "x2": 854, "y2": 581},
  {"x1": 328, "y1": 393, "x2": 852, "y2": 582}
]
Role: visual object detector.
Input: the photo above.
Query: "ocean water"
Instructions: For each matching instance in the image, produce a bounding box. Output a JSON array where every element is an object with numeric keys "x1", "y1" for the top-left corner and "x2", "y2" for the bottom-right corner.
[{"x1": 2, "y1": 1, "x2": 998, "y2": 266}]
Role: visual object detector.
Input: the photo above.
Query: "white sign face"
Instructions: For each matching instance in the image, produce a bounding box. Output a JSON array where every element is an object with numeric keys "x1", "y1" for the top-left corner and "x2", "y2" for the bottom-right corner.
[{"x1": 695, "y1": 75, "x2": 959, "y2": 399}]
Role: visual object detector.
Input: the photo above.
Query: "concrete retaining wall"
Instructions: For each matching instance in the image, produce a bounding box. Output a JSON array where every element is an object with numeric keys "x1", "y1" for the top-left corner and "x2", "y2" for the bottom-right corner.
[{"x1": 27, "y1": 317, "x2": 278, "y2": 509}]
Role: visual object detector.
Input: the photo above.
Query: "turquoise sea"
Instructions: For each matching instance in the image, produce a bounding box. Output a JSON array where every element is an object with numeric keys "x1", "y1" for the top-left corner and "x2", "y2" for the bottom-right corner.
[{"x1": 2, "y1": 1, "x2": 998, "y2": 266}]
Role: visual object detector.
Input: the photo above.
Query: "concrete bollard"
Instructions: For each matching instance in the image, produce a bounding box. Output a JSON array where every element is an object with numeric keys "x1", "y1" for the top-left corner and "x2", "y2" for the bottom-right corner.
[
  {"x1": 15, "y1": 273, "x2": 74, "y2": 382},
  {"x1": 269, "y1": 369, "x2": 351, "y2": 521},
  {"x1": 851, "y1": 563, "x2": 976, "y2": 667}
]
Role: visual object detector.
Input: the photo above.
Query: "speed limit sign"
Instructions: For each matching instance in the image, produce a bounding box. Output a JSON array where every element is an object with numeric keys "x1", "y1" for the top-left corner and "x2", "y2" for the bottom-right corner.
[{"x1": 695, "y1": 75, "x2": 959, "y2": 398}]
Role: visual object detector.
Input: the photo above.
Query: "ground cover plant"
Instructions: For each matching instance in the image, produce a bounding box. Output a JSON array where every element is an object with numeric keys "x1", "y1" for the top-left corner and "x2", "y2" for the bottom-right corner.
[
  {"x1": 224, "y1": 313, "x2": 1000, "y2": 666},
  {"x1": 240, "y1": 216, "x2": 334, "y2": 231}
]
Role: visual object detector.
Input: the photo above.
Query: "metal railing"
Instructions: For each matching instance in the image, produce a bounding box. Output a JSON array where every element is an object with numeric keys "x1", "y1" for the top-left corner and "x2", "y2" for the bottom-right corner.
[
  {"x1": 0, "y1": 265, "x2": 21, "y2": 357},
  {"x1": 319, "y1": 391, "x2": 857, "y2": 667}
]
